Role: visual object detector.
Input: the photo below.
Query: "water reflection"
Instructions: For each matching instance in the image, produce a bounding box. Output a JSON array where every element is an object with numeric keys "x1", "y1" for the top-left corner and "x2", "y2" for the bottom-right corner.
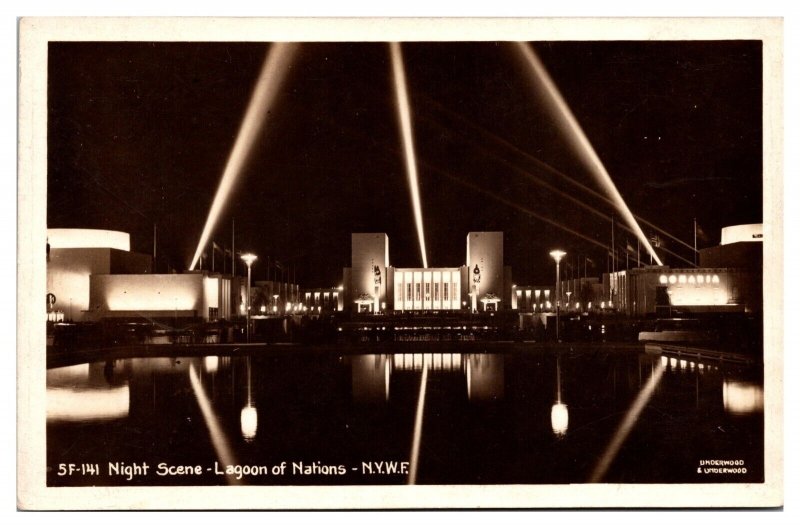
[
  {"x1": 466, "y1": 354, "x2": 504, "y2": 402},
  {"x1": 351, "y1": 355, "x2": 392, "y2": 403},
  {"x1": 589, "y1": 358, "x2": 666, "y2": 483},
  {"x1": 723, "y1": 379, "x2": 764, "y2": 415},
  {"x1": 350, "y1": 353, "x2": 505, "y2": 404},
  {"x1": 240, "y1": 357, "x2": 258, "y2": 441},
  {"x1": 47, "y1": 348, "x2": 764, "y2": 486},
  {"x1": 187, "y1": 361, "x2": 240, "y2": 485},
  {"x1": 47, "y1": 362, "x2": 130, "y2": 422},
  {"x1": 550, "y1": 354, "x2": 568, "y2": 437}
]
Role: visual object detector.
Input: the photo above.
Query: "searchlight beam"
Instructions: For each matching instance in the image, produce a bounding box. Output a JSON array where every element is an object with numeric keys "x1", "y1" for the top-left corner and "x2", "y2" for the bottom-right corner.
[
  {"x1": 514, "y1": 42, "x2": 663, "y2": 266},
  {"x1": 190, "y1": 43, "x2": 298, "y2": 271},
  {"x1": 390, "y1": 42, "x2": 429, "y2": 269}
]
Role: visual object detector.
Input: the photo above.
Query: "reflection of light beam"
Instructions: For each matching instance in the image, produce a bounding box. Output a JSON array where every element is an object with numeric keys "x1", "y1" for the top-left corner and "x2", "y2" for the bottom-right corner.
[
  {"x1": 390, "y1": 42, "x2": 428, "y2": 268},
  {"x1": 188, "y1": 363, "x2": 240, "y2": 485},
  {"x1": 514, "y1": 42, "x2": 662, "y2": 265},
  {"x1": 189, "y1": 43, "x2": 298, "y2": 270},
  {"x1": 588, "y1": 361, "x2": 665, "y2": 483},
  {"x1": 407, "y1": 357, "x2": 429, "y2": 484}
]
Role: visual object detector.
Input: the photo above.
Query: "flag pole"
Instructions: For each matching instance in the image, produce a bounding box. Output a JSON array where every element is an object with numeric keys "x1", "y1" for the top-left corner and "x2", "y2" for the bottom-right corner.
[{"x1": 693, "y1": 217, "x2": 698, "y2": 266}]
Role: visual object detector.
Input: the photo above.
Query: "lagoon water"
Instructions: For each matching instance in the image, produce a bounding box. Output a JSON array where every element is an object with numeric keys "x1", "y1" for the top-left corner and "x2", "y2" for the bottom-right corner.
[{"x1": 46, "y1": 345, "x2": 763, "y2": 486}]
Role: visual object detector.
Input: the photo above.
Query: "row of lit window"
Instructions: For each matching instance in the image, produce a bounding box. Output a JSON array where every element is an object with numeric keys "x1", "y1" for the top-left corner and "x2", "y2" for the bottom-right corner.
[
  {"x1": 403, "y1": 281, "x2": 457, "y2": 302},
  {"x1": 659, "y1": 274, "x2": 720, "y2": 285}
]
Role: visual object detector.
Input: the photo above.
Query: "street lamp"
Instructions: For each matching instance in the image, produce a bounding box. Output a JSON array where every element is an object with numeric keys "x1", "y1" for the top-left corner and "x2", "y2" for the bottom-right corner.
[
  {"x1": 240, "y1": 253, "x2": 257, "y2": 343},
  {"x1": 549, "y1": 250, "x2": 566, "y2": 341}
]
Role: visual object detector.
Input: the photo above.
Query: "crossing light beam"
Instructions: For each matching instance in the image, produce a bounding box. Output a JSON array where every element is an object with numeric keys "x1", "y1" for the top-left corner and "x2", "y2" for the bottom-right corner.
[
  {"x1": 513, "y1": 42, "x2": 663, "y2": 266},
  {"x1": 190, "y1": 43, "x2": 299, "y2": 271}
]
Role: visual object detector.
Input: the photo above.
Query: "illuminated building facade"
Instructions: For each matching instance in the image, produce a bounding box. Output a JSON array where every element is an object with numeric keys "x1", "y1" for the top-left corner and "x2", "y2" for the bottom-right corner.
[
  {"x1": 47, "y1": 229, "x2": 153, "y2": 321},
  {"x1": 604, "y1": 224, "x2": 762, "y2": 316},
  {"x1": 47, "y1": 228, "x2": 240, "y2": 322},
  {"x1": 343, "y1": 232, "x2": 511, "y2": 313}
]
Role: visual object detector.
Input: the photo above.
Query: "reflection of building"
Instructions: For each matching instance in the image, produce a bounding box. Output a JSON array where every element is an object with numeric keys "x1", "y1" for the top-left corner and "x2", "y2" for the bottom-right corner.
[
  {"x1": 343, "y1": 232, "x2": 511, "y2": 313},
  {"x1": 603, "y1": 224, "x2": 762, "y2": 316},
  {"x1": 348, "y1": 353, "x2": 504, "y2": 402}
]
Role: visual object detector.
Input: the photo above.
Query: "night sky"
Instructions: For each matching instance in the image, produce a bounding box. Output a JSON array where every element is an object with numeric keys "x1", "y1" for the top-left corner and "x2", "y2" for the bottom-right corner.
[{"x1": 47, "y1": 41, "x2": 762, "y2": 286}]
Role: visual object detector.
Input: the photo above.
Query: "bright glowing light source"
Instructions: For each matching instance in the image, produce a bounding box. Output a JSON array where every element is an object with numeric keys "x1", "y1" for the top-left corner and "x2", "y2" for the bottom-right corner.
[
  {"x1": 47, "y1": 386, "x2": 130, "y2": 422},
  {"x1": 390, "y1": 42, "x2": 429, "y2": 268},
  {"x1": 240, "y1": 253, "x2": 257, "y2": 267},
  {"x1": 190, "y1": 43, "x2": 299, "y2": 270},
  {"x1": 712, "y1": 275, "x2": 720, "y2": 284},
  {"x1": 669, "y1": 275, "x2": 677, "y2": 284},
  {"x1": 260, "y1": 305, "x2": 266, "y2": 313},
  {"x1": 659, "y1": 275, "x2": 668, "y2": 284},
  {"x1": 723, "y1": 380, "x2": 764, "y2": 415},
  {"x1": 549, "y1": 249, "x2": 566, "y2": 263},
  {"x1": 551, "y1": 402, "x2": 569, "y2": 437},
  {"x1": 513, "y1": 42, "x2": 662, "y2": 265},
  {"x1": 204, "y1": 355, "x2": 219, "y2": 373},
  {"x1": 679, "y1": 275, "x2": 687, "y2": 284},
  {"x1": 240, "y1": 404, "x2": 258, "y2": 441},
  {"x1": 47, "y1": 228, "x2": 130, "y2": 251}
]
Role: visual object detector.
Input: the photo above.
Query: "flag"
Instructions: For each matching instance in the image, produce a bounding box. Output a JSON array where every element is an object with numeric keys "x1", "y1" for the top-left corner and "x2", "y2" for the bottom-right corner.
[
  {"x1": 650, "y1": 234, "x2": 662, "y2": 248},
  {"x1": 274, "y1": 260, "x2": 283, "y2": 270},
  {"x1": 696, "y1": 222, "x2": 710, "y2": 243},
  {"x1": 626, "y1": 241, "x2": 635, "y2": 254}
]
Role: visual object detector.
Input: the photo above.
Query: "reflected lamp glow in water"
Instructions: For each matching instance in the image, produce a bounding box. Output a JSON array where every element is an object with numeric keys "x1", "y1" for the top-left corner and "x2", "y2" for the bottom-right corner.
[
  {"x1": 240, "y1": 405, "x2": 258, "y2": 441},
  {"x1": 550, "y1": 403, "x2": 569, "y2": 437},
  {"x1": 551, "y1": 355, "x2": 568, "y2": 436}
]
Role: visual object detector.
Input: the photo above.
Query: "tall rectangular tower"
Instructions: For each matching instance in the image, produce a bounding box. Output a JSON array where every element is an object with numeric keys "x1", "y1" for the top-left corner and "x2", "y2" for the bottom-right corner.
[
  {"x1": 466, "y1": 232, "x2": 504, "y2": 310},
  {"x1": 349, "y1": 233, "x2": 389, "y2": 312}
]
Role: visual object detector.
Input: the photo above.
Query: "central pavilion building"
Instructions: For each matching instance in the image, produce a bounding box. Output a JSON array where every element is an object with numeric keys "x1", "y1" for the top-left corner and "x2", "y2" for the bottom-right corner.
[{"x1": 342, "y1": 232, "x2": 513, "y2": 313}]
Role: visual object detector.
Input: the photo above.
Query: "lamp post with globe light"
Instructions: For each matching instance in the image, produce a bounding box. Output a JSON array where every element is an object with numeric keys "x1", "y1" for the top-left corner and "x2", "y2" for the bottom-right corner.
[
  {"x1": 549, "y1": 250, "x2": 566, "y2": 341},
  {"x1": 240, "y1": 253, "x2": 257, "y2": 343}
]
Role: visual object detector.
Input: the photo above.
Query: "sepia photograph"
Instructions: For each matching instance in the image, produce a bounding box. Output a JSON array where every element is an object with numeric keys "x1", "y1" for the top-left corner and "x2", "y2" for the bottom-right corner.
[{"x1": 17, "y1": 17, "x2": 784, "y2": 509}]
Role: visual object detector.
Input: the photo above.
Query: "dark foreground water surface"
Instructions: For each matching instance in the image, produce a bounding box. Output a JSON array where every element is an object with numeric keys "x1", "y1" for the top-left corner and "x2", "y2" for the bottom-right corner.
[{"x1": 46, "y1": 346, "x2": 763, "y2": 486}]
